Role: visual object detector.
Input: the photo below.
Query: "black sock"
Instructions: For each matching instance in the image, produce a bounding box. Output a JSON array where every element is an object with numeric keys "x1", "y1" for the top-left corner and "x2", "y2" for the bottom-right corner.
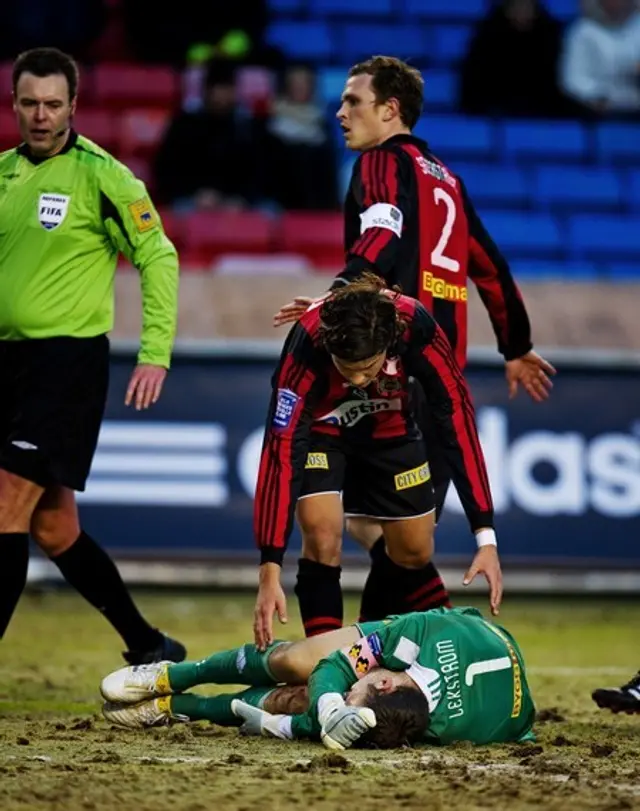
[
  {"x1": 51, "y1": 530, "x2": 163, "y2": 652},
  {"x1": 359, "y1": 536, "x2": 451, "y2": 621},
  {"x1": 0, "y1": 532, "x2": 29, "y2": 638},
  {"x1": 294, "y1": 558, "x2": 343, "y2": 637}
]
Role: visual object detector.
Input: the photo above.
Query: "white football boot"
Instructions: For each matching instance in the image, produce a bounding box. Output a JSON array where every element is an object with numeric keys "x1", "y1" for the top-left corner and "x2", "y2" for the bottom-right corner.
[
  {"x1": 102, "y1": 696, "x2": 188, "y2": 729},
  {"x1": 100, "y1": 661, "x2": 173, "y2": 703}
]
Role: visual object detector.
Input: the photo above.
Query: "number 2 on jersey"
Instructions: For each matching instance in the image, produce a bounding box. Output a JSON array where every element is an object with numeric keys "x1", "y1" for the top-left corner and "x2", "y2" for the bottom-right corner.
[{"x1": 431, "y1": 187, "x2": 460, "y2": 273}]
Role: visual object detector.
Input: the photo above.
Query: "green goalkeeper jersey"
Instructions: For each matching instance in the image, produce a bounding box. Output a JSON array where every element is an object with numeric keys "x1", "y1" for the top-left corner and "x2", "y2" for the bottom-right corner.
[
  {"x1": 293, "y1": 607, "x2": 535, "y2": 745},
  {"x1": 0, "y1": 131, "x2": 179, "y2": 367}
]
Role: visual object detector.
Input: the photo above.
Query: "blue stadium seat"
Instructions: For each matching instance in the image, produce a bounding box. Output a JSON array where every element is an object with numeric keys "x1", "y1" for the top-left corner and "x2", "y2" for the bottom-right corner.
[
  {"x1": 267, "y1": 0, "x2": 304, "y2": 10},
  {"x1": 337, "y1": 23, "x2": 428, "y2": 62},
  {"x1": 318, "y1": 66, "x2": 350, "y2": 105},
  {"x1": 407, "y1": 0, "x2": 486, "y2": 19},
  {"x1": 431, "y1": 24, "x2": 474, "y2": 64},
  {"x1": 502, "y1": 120, "x2": 588, "y2": 162},
  {"x1": 510, "y1": 259, "x2": 599, "y2": 280},
  {"x1": 425, "y1": 69, "x2": 457, "y2": 111},
  {"x1": 605, "y1": 263, "x2": 640, "y2": 279},
  {"x1": 533, "y1": 166, "x2": 623, "y2": 209},
  {"x1": 455, "y1": 163, "x2": 530, "y2": 207},
  {"x1": 596, "y1": 123, "x2": 640, "y2": 163},
  {"x1": 627, "y1": 170, "x2": 640, "y2": 208},
  {"x1": 569, "y1": 215, "x2": 640, "y2": 260},
  {"x1": 545, "y1": 0, "x2": 579, "y2": 21},
  {"x1": 311, "y1": 0, "x2": 392, "y2": 14},
  {"x1": 479, "y1": 211, "x2": 563, "y2": 257},
  {"x1": 414, "y1": 115, "x2": 496, "y2": 161},
  {"x1": 265, "y1": 22, "x2": 334, "y2": 61}
]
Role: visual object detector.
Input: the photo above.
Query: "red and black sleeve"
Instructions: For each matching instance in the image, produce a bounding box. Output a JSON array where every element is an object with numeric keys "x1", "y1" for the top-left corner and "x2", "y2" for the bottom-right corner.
[
  {"x1": 254, "y1": 323, "x2": 323, "y2": 566},
  {"x1": 404, "y1": 303, "x2": 494, "y2": 532},
  {"x1": 332, "y1": 148, "x2": 413, "y2": 289},
  {"x1": 460, "y1": 178, "x2": 533, "y2": 361}
]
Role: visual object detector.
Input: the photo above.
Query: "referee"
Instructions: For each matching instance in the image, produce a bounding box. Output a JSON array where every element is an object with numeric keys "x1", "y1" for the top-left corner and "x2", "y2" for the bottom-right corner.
[{"x1": 0, "y1": 47, "x2": 185, "y2": 664}]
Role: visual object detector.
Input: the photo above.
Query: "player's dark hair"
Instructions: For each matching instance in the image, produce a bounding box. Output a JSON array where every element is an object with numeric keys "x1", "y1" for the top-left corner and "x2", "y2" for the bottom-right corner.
[
  {"x1": 13, "y1": 48, "x2": 79, "y2": 101},
  {"x1": 319, "y1": 272, "x2": 406, "y2": 363},
  {"x1": 349, "y1": 56, "x2": 424, "y2": 129},
  {"x1": 355, "y1": 685, "x2": 430, "y2": 749}
]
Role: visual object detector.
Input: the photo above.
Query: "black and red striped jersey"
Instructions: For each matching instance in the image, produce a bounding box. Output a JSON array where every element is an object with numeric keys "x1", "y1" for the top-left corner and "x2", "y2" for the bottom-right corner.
[
  {"x1": 335, "y1": 133, "x2": 532, "y2": 370},
  {"x1": 255, "y1": 292, "x2": 493, "y2": 565}
]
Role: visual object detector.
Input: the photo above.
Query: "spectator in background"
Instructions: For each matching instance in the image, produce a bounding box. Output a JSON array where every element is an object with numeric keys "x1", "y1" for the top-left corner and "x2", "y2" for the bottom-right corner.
[
  {"x1": 153, "y1": 60, "x2": 265, "y2": 211},
  {"x1": 559, "y1": 0, "x2": 640, "y2": 117},
  {"x1": 460, "y1": 0, "x2": 567, "y2": 117},
  {"x1": 265, "y1": 64, "x2": 340, "y2": 210}
]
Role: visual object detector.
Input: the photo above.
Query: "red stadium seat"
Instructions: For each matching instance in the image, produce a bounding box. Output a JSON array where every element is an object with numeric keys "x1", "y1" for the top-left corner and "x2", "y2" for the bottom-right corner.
[
  {"x1": 278, "y1": 211, "x2": 345, "y2": 269},
  {"x1": 182, "y1": 210, "x2": 275, "y2": 265},
  {"x1": 0, "y1": 62, "x2": 13, "y2": 105},
  {"x1": 0, "y1": 109, "x2": 17, "y2": 151},
  {"x1": 72, "y1": 109, "x2": 118, "y2": 152},
  {"x1": 92, "y1": 63, "x2": 180, "y2": 110},
  {"x1": 118, "y1": 108, "x2": 170, "y2": 158}
]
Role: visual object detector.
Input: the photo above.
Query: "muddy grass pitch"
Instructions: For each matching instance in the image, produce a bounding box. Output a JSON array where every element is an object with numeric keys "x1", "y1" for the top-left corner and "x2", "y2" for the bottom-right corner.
[{"x1": 1, "y1": 590, "x2": 639, "y2": 811}]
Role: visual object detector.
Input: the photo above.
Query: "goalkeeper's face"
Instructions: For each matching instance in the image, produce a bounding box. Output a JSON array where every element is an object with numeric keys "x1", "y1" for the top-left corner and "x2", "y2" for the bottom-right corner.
[
  {"x1": 337, "y1": 74, "x2": 395, "y2": 151},
  {"x1": 345, "y1": 668, "x2": 417, "y2": 707},
  {"x1": 14, "y1": 72, "x2": 76, "y2": 157}
]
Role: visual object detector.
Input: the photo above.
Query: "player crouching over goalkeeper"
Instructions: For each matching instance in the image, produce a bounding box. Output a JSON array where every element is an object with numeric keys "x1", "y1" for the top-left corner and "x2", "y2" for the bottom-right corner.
[{"x1": 100, "y1": 606, "x2": 536, "y2": 750}]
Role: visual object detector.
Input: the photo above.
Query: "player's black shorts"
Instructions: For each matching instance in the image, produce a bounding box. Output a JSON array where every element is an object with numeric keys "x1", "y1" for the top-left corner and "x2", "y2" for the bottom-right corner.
[
  {"x1": 0, "y1": 335, "x2": 110, "y2": 491},
  {"x1": 299, "y1": 432, "x2": 435, "y2": 520}
]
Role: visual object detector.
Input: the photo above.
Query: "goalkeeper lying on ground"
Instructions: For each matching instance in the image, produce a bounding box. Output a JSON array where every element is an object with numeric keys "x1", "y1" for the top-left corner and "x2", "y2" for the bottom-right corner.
[{"x1": 101, "y1": 606, "x2": 535, "y2": 750}]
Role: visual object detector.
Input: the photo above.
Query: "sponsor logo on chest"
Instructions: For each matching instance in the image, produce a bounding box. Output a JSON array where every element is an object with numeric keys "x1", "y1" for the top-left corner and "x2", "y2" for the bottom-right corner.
[
  {"x1": 38, "y1": 193, "x2": 70, "y2": 230},
  {"x1": 316, "y1": 398, "x2": 402, "y2": 428}
]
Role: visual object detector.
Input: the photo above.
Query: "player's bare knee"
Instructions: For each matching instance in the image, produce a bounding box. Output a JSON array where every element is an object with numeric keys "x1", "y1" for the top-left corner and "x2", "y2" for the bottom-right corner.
[
  {"x1": 267, "y1": 642, "x2": 305, "y2": 683},
  {"x1": 30, "y1": 511, "x2": 79, "y2": 556},
  {"x1": 300, "y1": 519, "x2": 341, "y2": 566},
  {"x1": 387, "y1": 544, "x2": 432, "y2": 569}
]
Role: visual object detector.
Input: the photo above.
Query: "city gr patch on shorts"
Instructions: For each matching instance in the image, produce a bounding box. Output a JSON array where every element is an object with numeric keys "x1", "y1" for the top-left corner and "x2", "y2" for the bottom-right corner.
[
  {"x1": 299, "y1": 432, "x2": 435, "y2": 519},
  {"x1": 0, "y1": 335, "x2": 109, "y2": 491}
]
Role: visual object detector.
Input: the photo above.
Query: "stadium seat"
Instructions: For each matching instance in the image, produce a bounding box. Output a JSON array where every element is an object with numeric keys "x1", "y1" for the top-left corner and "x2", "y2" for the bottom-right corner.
[
  {"x1": 425, "y1": 69, "x2": 457, "y2": 111},
  {"x1": 337, "y1": 24, "x2": 428, "y2": 63},
  {"x1": 118, "y1": 109, "x2": 171, "y2": 159},
  {"x1": 318, "y1": 67, "x2": 350, "y2": 105},
  {"x1": 596, "y1": 123, "x2": 640, "y2": 164},
  {"x1": 431, "y1": 25, "x2": 474, "y2": 64},
  {"x1": 279, "y1": 211, "x2": 344, "y2": 268},
  {"x1": 265, "y1": 22, "x2": 334, "y2": 61},
  {"x1": 414, "y1": 115, "x2": 496, "y2": 161},
  {"x1": 510, "y1": 259, "x2": 599, "y2": 280},
  {"x1": 92, "y1": 64, "x2": 180, "y2": 109},
  {"x1": 545, "y1": 0, "x2": 580, "y2": 20},
  {"x1": 501, "y1": 120, "x2": 588, "y2": 162},
  {"x1": 182, "y1": 211, "x2": 275, "y2": 265},
  {"x1": 0, "y1": 62, "x2": 13, "y2": 103},
  {"x1": 0, "y1": 109, "x2": 16, "y2": 151},
  {"x1": 533, "y1": 166, "x2": 623, "y2": 209},
  {"x1": 72, "y1": 110, "x2": 118, "y2": 152},
  {"x1": 605, "y1": 263, "x2": 640, "y2": 279},
  {"x1": 568, "y1": 215, "x2": 640, "y2": 260},
  {"x1": 311, "y1": 0, "x2": 392, "y2": 14},
  {"x1": 407, "y1": 0, "x2": 485, "y2": 18},
  {"x1": 455, "y1": 163, "x2": 530, "y2": 207},
  {"x1": 479, "y1": 211, "x2": 563, "y2": 257},
  {"x1": 627, "y1": 170, "x2": 640, "y2": 208},
  {"x1": 267, "y1": 0, "x2": 304, "y2": 10}
]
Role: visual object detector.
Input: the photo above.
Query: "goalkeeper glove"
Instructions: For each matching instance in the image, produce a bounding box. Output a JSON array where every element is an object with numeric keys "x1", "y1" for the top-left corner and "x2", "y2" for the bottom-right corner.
[
  {"x1": 231, "y1": 699, "x2": 293, "y2": 740},
  {"x1": 317, "y1": 693, "x2": 377, "y2": 751}
]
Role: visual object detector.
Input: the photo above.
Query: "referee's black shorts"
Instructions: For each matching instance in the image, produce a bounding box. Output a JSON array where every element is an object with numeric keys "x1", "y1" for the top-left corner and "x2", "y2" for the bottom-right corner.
[{"x1": 0, "y1": 335, "x2": 109, "y2": 492}]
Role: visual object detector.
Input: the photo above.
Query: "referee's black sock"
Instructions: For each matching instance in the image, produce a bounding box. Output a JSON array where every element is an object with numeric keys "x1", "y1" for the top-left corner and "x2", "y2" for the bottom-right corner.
[
  {"x1": 0, "y1": 532, "x2": 30, "y2": 638},
  {"x1": 51, "y1": 530, "x2": 163, "y2": 652},
  {"x1": 359, "y1": 535, "x2": 451, "y2": 622},
  {"x1": 294, "y1": 558, "x2": 343, "y2": 637}
]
